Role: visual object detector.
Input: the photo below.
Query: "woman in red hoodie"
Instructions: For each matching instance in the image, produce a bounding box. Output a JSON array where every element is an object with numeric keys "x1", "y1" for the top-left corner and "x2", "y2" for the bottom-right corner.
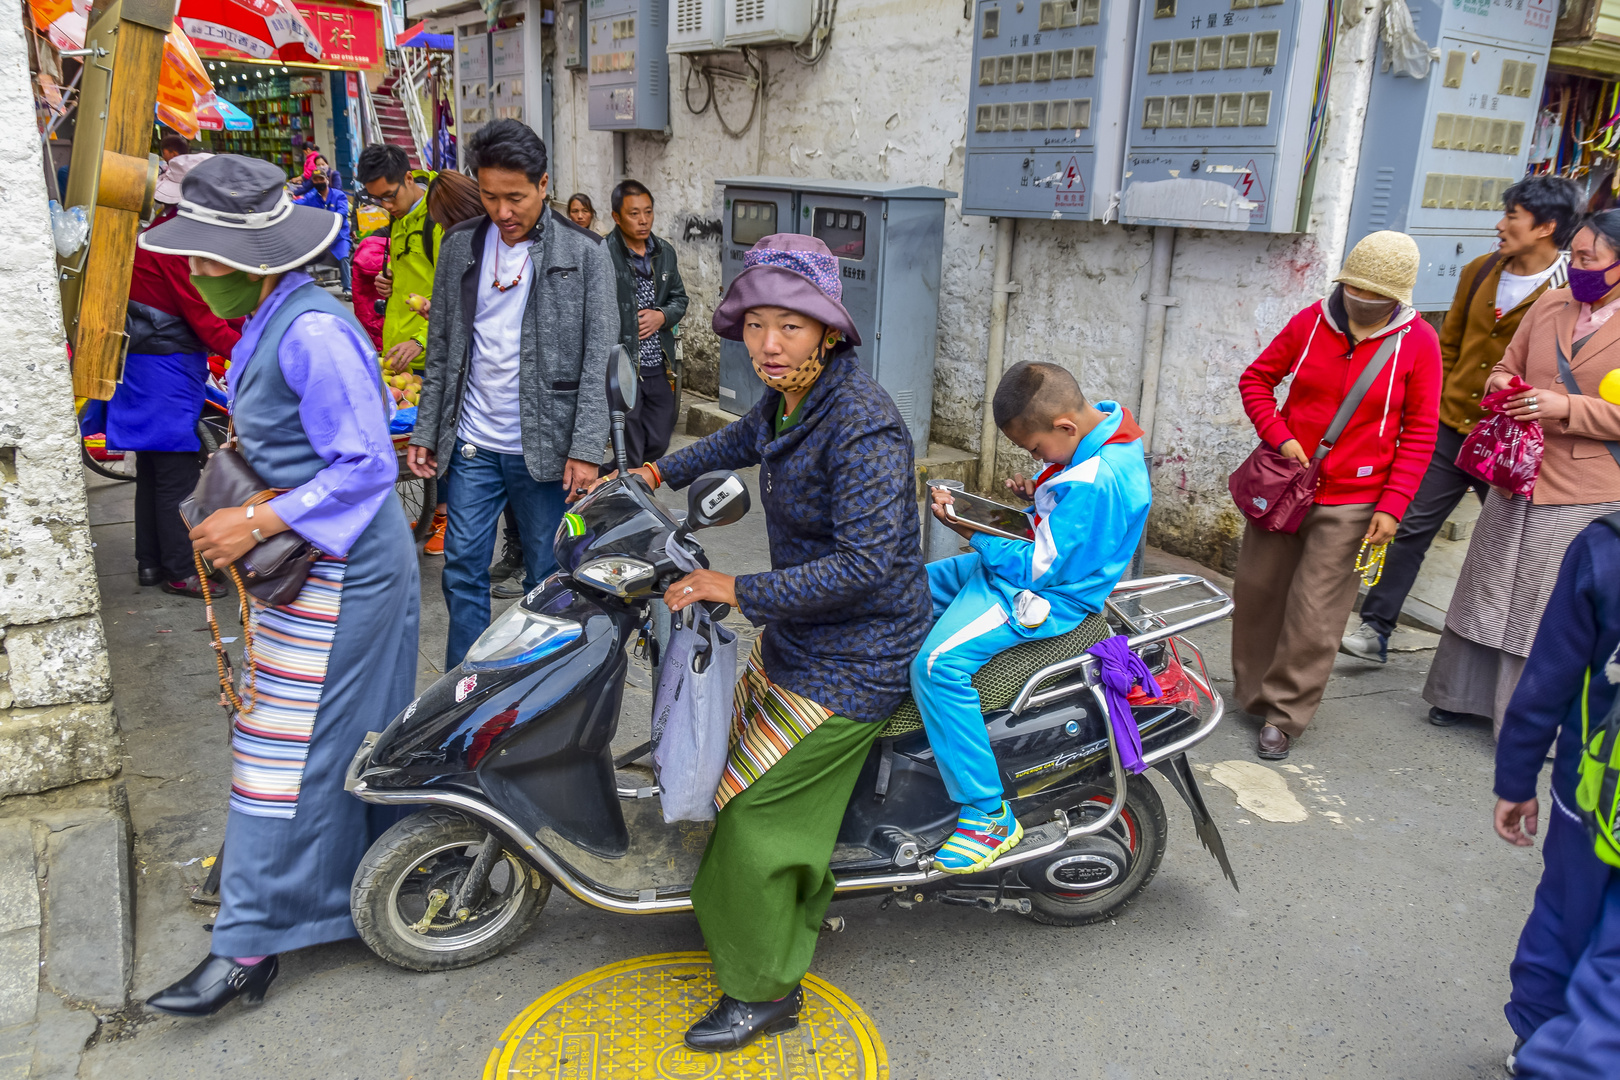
[{"x1": 1232, "y1": 231, "x2": 1442, "y2": 760}]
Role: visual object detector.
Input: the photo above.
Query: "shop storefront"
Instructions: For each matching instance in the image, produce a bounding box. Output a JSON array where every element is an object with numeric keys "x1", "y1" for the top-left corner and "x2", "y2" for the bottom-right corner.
[
  {"x1": 188, "y1": 0, "x2": 387, "y2": 181},
  {"x1": 1532, "y1": 0, "x2": 1620, "y2": 206}
]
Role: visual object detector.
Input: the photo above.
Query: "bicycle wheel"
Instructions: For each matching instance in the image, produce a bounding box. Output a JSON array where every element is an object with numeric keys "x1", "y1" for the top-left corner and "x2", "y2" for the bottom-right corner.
[
  {"x1": 397, "y1": 476, "x2": 438, "y2": 544},
  {"x1": 81, "y1": 439, "x2": 137, "y2": 481}
]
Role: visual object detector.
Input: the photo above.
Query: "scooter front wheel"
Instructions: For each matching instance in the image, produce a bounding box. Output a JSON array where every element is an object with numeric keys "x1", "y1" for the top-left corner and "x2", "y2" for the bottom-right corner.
[{"x1": 352, "y1": 808, "x2": 551, "y2": 971}]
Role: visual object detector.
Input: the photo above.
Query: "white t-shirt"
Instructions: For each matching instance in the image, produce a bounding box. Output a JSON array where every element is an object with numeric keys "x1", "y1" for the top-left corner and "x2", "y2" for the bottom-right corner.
[
  {"x1": 1495, "y1": 261, "x2": 1561, "y2": 319},
  {"x1": 457, "y1": 226, "x2": 534, "y2": 455}
]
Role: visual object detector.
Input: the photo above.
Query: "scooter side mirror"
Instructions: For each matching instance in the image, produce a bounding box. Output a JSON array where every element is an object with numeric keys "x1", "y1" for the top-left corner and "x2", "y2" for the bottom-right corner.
[
  {"x1": 685, "y1": 471, "x2": 750, "y2": 530},
  {"x1": 606, "y1": 344, "x2": 639, "y2": 414}
]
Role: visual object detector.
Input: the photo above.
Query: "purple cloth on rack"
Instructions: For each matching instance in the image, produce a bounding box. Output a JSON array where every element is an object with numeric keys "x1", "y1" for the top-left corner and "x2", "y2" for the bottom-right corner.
[{"x1": 1086, "y1": 635, "x2": 1162, "y2": 775}]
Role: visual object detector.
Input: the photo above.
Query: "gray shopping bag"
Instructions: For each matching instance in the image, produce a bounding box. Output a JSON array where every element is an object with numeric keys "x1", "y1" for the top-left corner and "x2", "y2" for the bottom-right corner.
[{"x1": 650, "y1": 605, "x2": 739, "y2": 823}]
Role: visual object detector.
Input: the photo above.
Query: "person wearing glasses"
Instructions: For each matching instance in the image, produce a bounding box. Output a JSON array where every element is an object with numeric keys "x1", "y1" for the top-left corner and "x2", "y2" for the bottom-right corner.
[{"x1": 355, "y1": 144, "x2": 440, "y2": 375}]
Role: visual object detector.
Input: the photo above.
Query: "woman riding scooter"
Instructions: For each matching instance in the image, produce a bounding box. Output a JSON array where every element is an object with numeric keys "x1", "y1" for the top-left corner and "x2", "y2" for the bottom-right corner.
[{"x1": 607, "y1": 233, "x2": 931, "y2": 1052}]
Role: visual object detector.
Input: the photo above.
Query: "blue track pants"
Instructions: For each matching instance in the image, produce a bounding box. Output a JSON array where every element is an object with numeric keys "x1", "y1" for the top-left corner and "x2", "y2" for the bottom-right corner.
[
  {"x1": 910, "y1": 554, "x2": 1067, "y2": 813},
  {"x1": 1507, "y1": 795, "x2": 1615, "y2": 1040},
  {"x1": 1516, "y1": 869, "x2": 1620, "y2": 1078}
]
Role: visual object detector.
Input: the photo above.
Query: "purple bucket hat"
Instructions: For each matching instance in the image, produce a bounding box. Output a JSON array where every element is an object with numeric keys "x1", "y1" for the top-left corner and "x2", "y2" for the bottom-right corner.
[{"x1": 712, "y1": 233, "x2": 862, "y2": 346}]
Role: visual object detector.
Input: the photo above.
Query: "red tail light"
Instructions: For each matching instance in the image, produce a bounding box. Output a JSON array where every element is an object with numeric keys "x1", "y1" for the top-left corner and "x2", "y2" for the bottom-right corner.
[{"x1": 1126, "y1": 641, "x2": 1199, "y2": 710}]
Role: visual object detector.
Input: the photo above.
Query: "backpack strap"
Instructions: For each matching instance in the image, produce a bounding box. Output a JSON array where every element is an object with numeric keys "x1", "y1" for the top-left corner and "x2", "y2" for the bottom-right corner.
[{"x1": 1461, "y1": 252, "x2": 1505, "y2": 322}]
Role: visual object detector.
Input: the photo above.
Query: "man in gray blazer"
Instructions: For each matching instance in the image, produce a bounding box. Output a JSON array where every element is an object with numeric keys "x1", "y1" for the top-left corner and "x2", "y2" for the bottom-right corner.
[{"x1": 407, "y1": 120, "x2": 617, "y2": 667}]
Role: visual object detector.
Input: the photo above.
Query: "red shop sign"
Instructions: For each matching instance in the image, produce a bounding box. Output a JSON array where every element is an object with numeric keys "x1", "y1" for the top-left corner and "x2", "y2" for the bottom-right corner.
[{"x1": 290, "y1": 0, "x2": 384, "y2": 70}]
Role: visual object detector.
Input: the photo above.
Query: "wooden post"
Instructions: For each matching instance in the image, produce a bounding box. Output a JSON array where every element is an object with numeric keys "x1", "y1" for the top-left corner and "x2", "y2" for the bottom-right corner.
[{"x1": 58, "y1": 0, "x2": 170, "y2": 400}]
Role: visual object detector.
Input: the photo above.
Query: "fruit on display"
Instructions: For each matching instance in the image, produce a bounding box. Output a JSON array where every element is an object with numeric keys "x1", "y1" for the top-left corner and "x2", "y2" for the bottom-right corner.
[{"x1": 381, "y1": 365, "x2": 424, "y2": 408}]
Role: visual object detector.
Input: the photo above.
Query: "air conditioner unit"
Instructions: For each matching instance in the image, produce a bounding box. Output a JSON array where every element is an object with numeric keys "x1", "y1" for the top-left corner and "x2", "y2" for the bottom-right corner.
[
  {"x1": 722, "y1": 0, "x2": 813, "y2": 48},
  {"x1": 668, "y1": 0, "x2": 724, "y2": 53}
]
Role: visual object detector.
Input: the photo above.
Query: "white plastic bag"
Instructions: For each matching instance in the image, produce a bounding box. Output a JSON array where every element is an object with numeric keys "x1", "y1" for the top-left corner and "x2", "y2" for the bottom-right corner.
[
  {"x1": 650, "y1": 605, "x2": 739, "y2": 823},
  {"x1": 1380, "y1": 0, "x2": 1440, "y2": 80}
]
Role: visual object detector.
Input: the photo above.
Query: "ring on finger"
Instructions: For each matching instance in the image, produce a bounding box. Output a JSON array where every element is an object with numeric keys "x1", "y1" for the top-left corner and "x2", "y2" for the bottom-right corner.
[{"x1": 683, "y1": 586, "x2": 694, "y2": 595}]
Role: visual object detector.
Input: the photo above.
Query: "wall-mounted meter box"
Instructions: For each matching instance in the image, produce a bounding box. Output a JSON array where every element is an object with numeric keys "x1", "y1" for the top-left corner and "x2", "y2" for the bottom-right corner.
[
  {"x1": 561, "y1": 0, "x2": 586, "y2": 69},
  {"x1": 669, "y1": 0, "x2": 725, "y2": 52},
  {"x1": 1345, "y1": 0, "x2": 1556, "y2": 311},
  {"x1": 715, "y1": 177, "x2": 957, "y2": 453},
  {"x1": 1118, "y1": 0, "x2": 1328, "y2": 232},
  {"x1": 724, "y1": 0, "x2": 813, "y2": 47},
  {"x1": 961, "y1": 0, "x2": 1138, "y2": 221},
  {"x1": 457, "y1": 28, "x2": 491, "y2": 144},
  {"x1": 587, "y1": 0, "x2": 669, "y2": 130}
]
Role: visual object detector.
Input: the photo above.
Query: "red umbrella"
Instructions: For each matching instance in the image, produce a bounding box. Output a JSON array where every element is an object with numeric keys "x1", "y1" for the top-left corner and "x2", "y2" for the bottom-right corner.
[{"x1": 177, "y1": 0, "x2": 323, "y2": 65}]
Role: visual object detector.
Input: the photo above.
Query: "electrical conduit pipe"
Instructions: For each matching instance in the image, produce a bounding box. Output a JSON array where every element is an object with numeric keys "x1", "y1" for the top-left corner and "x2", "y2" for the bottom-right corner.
[{"x1": 978, "y1": 217, "x2": 1018, "y2": 491}]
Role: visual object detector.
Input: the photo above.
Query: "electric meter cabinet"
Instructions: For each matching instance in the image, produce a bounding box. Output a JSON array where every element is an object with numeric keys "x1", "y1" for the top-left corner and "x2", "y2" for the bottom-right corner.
[
  {"x1": 961, "y1": 0, "x2": 1139, "y2": 220},
  {"x1": 1345, "y1": 0, "x2": 1556, "y2": 311},
  {"x1": 587, "y1": 0, "x2": 669, "y2": 130},
  {"x1": 1118, "y1": 0, "x2": 1329, "y2": 232},
  {"x1": 715, "y1": 178, "x2": 956, "y2": 453}
]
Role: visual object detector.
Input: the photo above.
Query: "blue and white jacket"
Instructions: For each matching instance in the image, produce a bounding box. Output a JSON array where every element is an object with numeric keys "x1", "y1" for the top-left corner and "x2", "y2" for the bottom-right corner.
[{"x1": 970, "y1": 402, "x2": 1152, "y2": 636}]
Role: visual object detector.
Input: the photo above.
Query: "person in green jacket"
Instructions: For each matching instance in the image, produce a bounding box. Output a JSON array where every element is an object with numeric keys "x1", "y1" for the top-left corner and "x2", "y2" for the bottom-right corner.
[{"x1": 356, "y1": 144, "x2": 440, "y2": 373}]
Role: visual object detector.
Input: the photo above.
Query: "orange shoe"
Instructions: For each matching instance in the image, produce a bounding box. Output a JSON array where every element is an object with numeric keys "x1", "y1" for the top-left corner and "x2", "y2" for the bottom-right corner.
[{"x1": 423, "y1": 511, "x2": 447, "y2": 556}]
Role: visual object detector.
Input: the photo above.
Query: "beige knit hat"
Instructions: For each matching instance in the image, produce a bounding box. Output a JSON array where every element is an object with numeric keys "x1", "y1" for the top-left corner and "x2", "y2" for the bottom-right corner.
[{"x1": 1334, "y1": 230, "x2": 1420, "y2": 307}]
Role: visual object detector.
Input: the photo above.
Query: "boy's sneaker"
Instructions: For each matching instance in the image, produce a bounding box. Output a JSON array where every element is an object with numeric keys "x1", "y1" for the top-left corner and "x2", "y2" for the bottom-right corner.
[
  {"x1": 934, "y1": 802, "x2": 1024, "y2": 875},
  {"x1": 423, "y1": 512, "x2": 447, "y2": 556},
  {"x1": 1339, "y1": 621, "x2": 1387, "y2": 664}
]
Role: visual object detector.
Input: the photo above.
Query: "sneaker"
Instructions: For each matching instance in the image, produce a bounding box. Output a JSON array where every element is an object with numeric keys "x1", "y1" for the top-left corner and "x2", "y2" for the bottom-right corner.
[
  {"x1": 1339, "y1": 621, "x2": 1387, "y2": 663},
  {"x1": 1505, "y1": 1036, "x2": 1524, "y2": 1075},
  {"x1": 423, "y1": 511, "x2": 447, "y2": 556},
  {"x1": 934, "y1": 801, "x2": 1024, "y2": 875}
]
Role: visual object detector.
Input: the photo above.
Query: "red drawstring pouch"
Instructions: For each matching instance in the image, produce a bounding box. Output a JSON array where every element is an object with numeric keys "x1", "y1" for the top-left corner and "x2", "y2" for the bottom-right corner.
[{"x1": 1455, "y1": 374, "x2": 1545, "y2": 497}]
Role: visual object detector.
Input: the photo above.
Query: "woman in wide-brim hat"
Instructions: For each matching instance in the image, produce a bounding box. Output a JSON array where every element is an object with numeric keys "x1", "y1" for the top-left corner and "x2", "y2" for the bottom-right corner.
[
  {"x1": 139, "y1": 154, "x2": 420, "y2": 1016},
  {"x1": 611, "y1": 233, "x2": 932, "y2": 1052}
]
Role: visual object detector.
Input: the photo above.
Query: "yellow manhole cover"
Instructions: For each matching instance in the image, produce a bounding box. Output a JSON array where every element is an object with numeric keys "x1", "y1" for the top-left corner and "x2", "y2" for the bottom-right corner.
[{"x1": 484, "y1": 951, "x2": 887, "y2": 1079}]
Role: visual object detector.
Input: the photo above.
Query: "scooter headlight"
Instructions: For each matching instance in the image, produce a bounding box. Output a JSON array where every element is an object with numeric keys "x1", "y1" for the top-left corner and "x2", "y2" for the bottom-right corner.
[
  {"x1": 574, "y1": 556, "x2": 656, "y2": 598},
  {"x1": 463, "y1": 604, "x2": 582, "y2": 671}
]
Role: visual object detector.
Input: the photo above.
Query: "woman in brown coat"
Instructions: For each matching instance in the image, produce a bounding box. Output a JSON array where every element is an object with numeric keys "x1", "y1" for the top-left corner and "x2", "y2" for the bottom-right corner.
[{"x1": 1426, "y1": 210, "x2": 1620, "y2": 733}]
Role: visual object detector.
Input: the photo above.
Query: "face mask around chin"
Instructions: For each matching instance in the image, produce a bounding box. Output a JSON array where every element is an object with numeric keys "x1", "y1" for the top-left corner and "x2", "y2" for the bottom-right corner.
[{"x1": 751, "y1": 350, "x2": 825, "y2": 393}]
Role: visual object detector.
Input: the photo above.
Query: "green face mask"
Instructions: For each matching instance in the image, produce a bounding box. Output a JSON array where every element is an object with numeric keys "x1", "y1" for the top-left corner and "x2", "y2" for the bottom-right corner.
[{"x1": 190, "y1": 269, "x2": 263, "y2": 319}]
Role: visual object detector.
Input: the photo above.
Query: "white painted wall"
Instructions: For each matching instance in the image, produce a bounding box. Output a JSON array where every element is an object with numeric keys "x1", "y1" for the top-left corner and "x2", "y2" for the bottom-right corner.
[
  {"x1": 0, "y1": 0, "x2": 119, "y2": 795},
  {"x1": 542, "y1": 0, "x2": 1383, "y2": 571}
]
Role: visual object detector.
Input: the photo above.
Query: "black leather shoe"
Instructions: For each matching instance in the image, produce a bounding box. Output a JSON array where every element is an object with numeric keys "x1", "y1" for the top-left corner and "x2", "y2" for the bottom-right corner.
[
  {"x1": 138, "y1": 567, "x2": 162, "y2": 587},
  {"x1": 1428, "y1": 706, "x2": 1485, "y2": 727},
  {"x1": 684, "y1": 987, "x2": 802, "y2": 1052},
  {"x1": 145, "y1": 954, "x2": 278, "y2": 1017}
]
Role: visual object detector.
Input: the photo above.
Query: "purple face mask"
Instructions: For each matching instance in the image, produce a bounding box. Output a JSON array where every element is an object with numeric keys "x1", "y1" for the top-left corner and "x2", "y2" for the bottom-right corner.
[{"x1": 1569, "y1": 259, "x2": 1620, "y2": 304}]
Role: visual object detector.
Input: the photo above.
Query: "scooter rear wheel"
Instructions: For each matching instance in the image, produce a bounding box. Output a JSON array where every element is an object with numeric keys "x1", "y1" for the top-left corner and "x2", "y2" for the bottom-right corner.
[
  {"x1": 1025, "y1": 773, "x2": 1167, "y2": 927},
  {"x1": 352, "y1": 809, "x2": 550, "y2": 971}
]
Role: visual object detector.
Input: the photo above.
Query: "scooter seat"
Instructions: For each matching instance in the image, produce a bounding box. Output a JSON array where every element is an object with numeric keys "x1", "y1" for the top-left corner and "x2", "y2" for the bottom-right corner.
[{"x1": 878, "y1": 611, "x2": 1112, "y2": 736}]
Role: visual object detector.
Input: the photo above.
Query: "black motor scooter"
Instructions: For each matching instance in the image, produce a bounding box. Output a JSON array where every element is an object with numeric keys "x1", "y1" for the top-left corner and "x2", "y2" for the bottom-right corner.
[{"x1": 344, "y1": 348, "x2": 1238, "y2": 972}]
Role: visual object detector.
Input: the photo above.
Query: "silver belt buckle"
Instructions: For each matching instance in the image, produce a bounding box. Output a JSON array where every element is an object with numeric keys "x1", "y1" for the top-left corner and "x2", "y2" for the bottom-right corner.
[{"x1": 461, "y1": 443, "x2": 478, "y2": 459}]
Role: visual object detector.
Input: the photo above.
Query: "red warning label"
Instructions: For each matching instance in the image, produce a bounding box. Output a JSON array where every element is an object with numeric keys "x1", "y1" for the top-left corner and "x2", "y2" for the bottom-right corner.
[
  {"x1": 1234, "y1": 159, "x2": 1266, "y2": 223},
  {"x1": 1055, "y1": 156, "x2": 1086, "y2": 211}
]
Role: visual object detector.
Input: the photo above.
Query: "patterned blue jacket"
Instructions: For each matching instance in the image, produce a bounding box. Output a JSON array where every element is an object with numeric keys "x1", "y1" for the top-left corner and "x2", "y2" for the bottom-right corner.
[{"x1": 655, "y1": 351, "x2": 931, "y2": 723}]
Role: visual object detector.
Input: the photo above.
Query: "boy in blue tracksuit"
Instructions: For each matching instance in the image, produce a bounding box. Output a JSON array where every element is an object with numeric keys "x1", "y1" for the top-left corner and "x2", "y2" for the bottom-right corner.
[
  {"x1": 1492, "y1": 516, "x2": 1620, "y2": 1076},
  {"x1": 913, "y1": 362, "x2": 1152, "y2": 873}
]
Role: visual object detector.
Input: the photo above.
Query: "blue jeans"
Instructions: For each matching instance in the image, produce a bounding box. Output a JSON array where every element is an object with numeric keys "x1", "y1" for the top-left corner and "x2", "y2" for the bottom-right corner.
[{"x1": 442, "y1": 442, "x2": 566, "y2": 668}]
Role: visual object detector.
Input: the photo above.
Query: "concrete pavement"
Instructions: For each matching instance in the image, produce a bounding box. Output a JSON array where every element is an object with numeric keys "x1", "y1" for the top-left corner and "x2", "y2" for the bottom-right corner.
[{"x1": 64, "y1": 440, "x2": 1548, "y2": 1080}]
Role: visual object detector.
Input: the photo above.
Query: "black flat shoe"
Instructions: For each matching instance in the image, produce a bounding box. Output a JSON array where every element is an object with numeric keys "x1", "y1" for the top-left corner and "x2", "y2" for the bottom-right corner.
[
  {"x1": 684, "y1": 987, "x2": 802, "y2": 1053},
  {"x1": 138, "y1": 567, "x2": 162, "y2": 587},
  {"x1": 1428, "y1": 706, "x2": 1485, "y2": 727},
  {"x1": 145, "y1": 954, "x2": 278, "y2": 1017}
]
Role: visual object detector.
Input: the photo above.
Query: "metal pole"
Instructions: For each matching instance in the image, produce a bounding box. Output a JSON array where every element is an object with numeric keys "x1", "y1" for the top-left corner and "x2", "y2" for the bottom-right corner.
[{"x1": 978, "y1": 217, "x2": 1017, "y2": 492}]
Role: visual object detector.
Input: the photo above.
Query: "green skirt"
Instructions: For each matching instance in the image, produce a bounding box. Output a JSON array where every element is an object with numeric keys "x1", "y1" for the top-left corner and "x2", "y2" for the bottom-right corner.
[{"x1": 689, "y1": 713, "x2": 883, "y2": 1001}]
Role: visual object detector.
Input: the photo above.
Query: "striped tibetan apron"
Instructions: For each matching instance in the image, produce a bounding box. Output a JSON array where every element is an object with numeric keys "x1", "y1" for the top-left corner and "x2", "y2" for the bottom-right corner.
[
  {"x1": 229, "y1": 559, "x2": 346, "y2": 818},
  {"x1": 714, "y1": 640, "x2": 833, "y2": 810}
]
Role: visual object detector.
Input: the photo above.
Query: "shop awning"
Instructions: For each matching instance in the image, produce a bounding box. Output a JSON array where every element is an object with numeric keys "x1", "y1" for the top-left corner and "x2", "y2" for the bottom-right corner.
[
  {"x1": 397, "y1": 21, "x2": 452, "y2": 49},
  {"x1": 1553, "y1": 0, "x2": 1620, "y2": 77}
]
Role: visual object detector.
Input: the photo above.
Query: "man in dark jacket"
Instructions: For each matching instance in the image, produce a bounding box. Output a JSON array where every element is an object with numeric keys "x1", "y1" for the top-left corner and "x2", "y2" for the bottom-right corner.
[
  {"x1": 407, "y1": 120, "x2": 618, "y2": 667},
  {"x1": 606, "y1": 179, "x2": 687, "y2": 466}
]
